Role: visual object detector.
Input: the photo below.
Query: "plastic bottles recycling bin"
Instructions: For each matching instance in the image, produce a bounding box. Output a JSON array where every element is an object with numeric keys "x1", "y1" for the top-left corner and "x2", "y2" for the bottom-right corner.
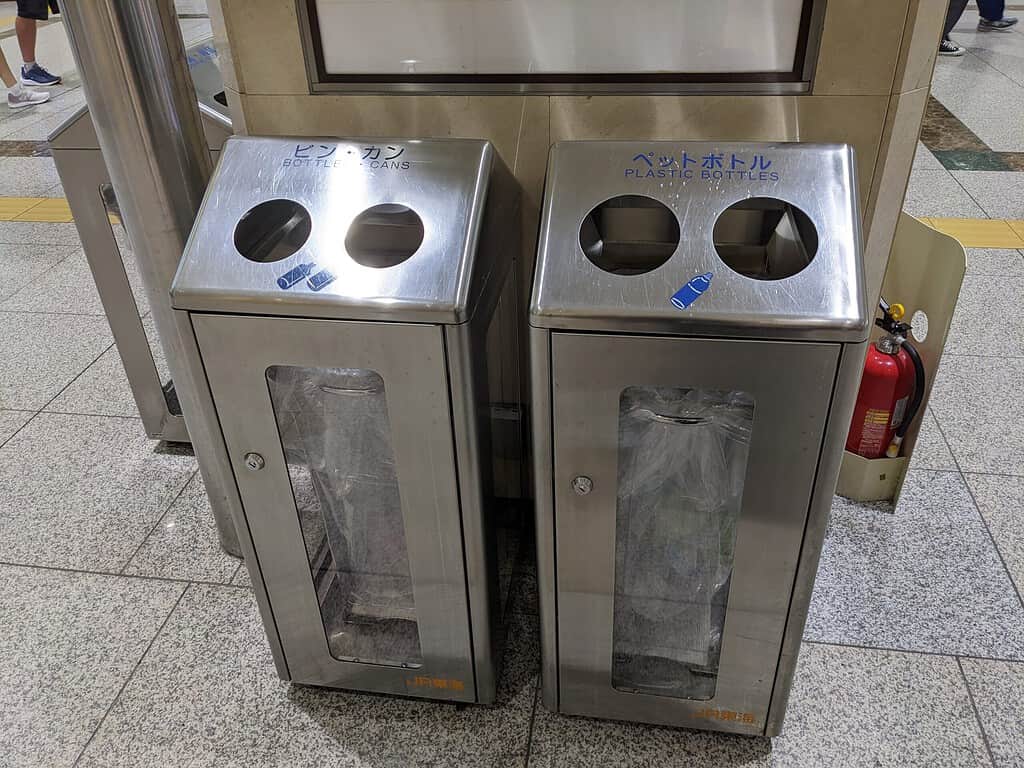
[
  {"x1": 171, "y1": 136, "x2": 519, "y2": 703},
  {"x1": 529, "y1": 141, "x2": 870, "y2": 735}
]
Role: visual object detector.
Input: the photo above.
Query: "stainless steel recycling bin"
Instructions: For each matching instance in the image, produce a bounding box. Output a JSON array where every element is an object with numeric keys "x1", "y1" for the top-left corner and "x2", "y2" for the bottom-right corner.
[
  {"x1": 529, "y1": 141, "x2": 870, "y2": 735},
  {"x1": 171, "y1": 136, "x2": 519, "y2": 703}
]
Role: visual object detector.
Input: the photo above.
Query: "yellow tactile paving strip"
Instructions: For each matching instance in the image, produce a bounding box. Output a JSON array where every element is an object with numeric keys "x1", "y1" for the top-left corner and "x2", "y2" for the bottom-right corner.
[
  {"x1": 0, "y1": 195, "x2": 1022, "y2": 249},
  {"x1": 920, "y1": 218, "x2": 1024, "y2": 249},
  {"x1": 0, "y1": 197, "x2": 74, "y2": 223}
]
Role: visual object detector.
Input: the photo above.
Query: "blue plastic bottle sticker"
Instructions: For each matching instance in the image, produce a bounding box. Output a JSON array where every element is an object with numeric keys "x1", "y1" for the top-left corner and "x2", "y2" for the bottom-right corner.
[
  {"x1": 671, "y1": 272, "x2": 713, "y2": 309},
  {"x1": 276, "y1": 262, "x2": 316, "y2": 289},
  {"x1": 307, "y1": 269, "x2": 336, "y2": 292}
]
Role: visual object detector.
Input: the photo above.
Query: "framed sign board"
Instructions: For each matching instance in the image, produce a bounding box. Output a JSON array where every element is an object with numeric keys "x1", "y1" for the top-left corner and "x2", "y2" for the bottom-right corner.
[{"x1": 298, "y1": 0, "x2": 825, "y2": 94}]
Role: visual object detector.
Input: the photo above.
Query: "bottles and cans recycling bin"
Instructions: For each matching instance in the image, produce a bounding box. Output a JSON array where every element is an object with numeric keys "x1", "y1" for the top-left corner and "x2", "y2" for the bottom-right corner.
[
  {"x1": 171, "y1": 136, "x2": 520, "y2": 703},
  {"x1": 529, "y1": 141, "x2": 870, "y2": 735}
]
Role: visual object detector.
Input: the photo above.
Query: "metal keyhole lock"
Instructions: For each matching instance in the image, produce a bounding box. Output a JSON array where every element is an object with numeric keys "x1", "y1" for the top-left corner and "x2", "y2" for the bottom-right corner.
[
  {"x1": 243, "y1": 452, "x2": 265, "y2": 471},
  {"x1": 572, "y1": 475, "x2": 593, "y2": 495}
]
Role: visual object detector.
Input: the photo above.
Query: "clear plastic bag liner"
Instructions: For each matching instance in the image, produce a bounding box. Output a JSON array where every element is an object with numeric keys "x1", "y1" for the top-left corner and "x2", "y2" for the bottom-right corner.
[
  {"x1": 612, "y1": 386, "x2": 753, "y2": 700},
  {"x1": 267, "y1": 365, "x2": 423, "y2": 668}
]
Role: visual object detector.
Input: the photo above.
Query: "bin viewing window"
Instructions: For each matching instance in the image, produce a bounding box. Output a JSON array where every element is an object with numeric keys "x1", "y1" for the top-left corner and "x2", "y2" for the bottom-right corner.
[
  {"x1": 580, "y1": 195, "x2": 680, "y2": 276},
  {"x1": 345, "y1": 204, "x2": 424, "y2": 268},
  {"x1": 713, "y1": 197, "x2": 818, "y2": 281},
  {"x1": 267, "y1": 365, "x2": 424, "y2": 669},
  {"x1": 234, "y1": 199, "x2": 312, "y2": 264},
  {"x1": 612, "y1": 386, "x2": 752, "y2": 701},
  {"x1": 300, "y1": 0, "x2": 823, "y2": 93}
]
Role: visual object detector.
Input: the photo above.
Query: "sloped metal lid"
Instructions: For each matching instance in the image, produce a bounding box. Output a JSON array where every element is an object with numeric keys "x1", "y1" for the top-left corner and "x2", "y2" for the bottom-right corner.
[
  {"x1": 172, "y1": 136, "x2": 495, "y2": 324},
  {"x1": 531, "y1": 141, "x2": 869, "y2": 342}
]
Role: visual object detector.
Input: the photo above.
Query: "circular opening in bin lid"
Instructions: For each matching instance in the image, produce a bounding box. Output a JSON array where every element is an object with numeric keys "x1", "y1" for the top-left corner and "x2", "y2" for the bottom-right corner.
[
  {"x1": 713, "y1": 197, "x2": 818, "y2": 281},
  {"x1": 233, "y1": 199, "x2": 312, "y2": 264},
  {"x1": 345, "y1": 204, "x2": 424, "y2": 268},
  {"x1": 580, "y1": 195, "x2": 680, "y2": 276}
]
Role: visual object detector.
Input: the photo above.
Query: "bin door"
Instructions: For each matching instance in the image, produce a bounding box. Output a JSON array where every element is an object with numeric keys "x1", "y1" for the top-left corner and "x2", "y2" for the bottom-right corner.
[
  {"x1": 551, "y1": 332, "x2": 839, "y2": 732},
  {"x1": 194, "y1": 313, "x2": 476, "y2": 701}
]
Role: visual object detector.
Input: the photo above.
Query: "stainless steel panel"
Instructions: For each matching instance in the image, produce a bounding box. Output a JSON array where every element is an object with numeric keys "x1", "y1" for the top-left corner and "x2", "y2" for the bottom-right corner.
[
  {"x1": 50, "y1": 135, "x2": 228, "y2": 442},
  {"x1": 445, "y1": 322, "x2": 500, "y2": 703},
  {"x1": 173, "y1": 137, "x2": 499, "y2": 325},
  {"x1": 194, "y1": 313, "x2": 476, "y2": 701},
  {"x1": 52, "y1": 149, "x2": 186, "y2": 442},
  {"x1": 765, "y1": 339, "x2": 867, "y2": 736},
  {"x1": 61, "y1": 0, "x2": 242, "y2": 556},
  {"x1": 531, "y1": 141, "x2": 868, "y2": 342},
  {"x1": 550, "y1": 332, "x2": 839, "y2": 734},
  {"x1": 529, "y1": 326, "x2": 559, "y2": 711}
]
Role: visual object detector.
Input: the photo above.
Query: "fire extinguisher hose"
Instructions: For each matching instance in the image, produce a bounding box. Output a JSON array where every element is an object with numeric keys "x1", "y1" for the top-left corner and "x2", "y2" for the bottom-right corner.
[{"x1": 885, "y1": 338, "x2": 927, "y2": 458}]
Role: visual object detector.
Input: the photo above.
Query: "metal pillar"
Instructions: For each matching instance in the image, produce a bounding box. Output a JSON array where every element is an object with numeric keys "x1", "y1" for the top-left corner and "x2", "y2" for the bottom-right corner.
[{"x1": 61, "y1": 0, "x2": 242, "y2": 556}]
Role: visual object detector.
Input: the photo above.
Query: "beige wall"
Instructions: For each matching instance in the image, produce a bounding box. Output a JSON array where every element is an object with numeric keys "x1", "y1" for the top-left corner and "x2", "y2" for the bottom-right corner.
[{"x1": 209, "y1": 0, "x2": 946, "y2": 304}]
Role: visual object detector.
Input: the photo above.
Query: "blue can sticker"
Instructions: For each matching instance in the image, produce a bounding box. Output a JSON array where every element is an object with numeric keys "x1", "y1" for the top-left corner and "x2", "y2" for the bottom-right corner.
[
  {"x1": 671, "y1": 272, "x2": 713, "y2": 309},
  {"x1": 276, "y1": 262, "x2": 316, "y2": 289},
  {"x1": 307, "y1": 269, "x2": 336, "y2": 292}
]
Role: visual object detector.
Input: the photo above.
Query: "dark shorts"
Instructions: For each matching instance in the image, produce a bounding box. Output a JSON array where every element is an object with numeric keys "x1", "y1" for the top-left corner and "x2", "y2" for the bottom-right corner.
[{"x1": 16, "y1": 0, "x2": 49, "y2": 21}]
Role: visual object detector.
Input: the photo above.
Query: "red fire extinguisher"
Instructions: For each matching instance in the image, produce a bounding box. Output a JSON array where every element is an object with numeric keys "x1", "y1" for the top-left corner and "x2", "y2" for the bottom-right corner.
[{"x1": 846, "y1": 298, "x2": 926, "y2": 459}]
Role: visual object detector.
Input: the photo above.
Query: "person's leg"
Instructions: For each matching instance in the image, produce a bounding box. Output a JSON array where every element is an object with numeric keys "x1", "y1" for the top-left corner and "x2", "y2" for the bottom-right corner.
[
  {"x1": 0, "y1": 47, "x2": 48, "y2": 109},
  {"x1": 15, "y1": 17, "x2": 36, "y2": 66},
  {"x1": 15, "y1": 0, "x2": 61, "y2": 86},
  {"x1": 0, "y1": 50, "x2": 17, "y2": 89},
  {"x1": 977, "y1": 0, "x2": 1018, "y2": 30},
  {"x1": 976, "y1": 0, "x2": 1005, "y2": 21},
  {"x1": 943, "y1": 0, "x2": 970, "y2": 40}
]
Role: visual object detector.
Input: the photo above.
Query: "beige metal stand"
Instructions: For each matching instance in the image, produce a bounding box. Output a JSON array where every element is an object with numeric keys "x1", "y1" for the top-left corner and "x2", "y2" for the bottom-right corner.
[{"x1": 837, "y1": 212, "x2": 966, "y2": 504}]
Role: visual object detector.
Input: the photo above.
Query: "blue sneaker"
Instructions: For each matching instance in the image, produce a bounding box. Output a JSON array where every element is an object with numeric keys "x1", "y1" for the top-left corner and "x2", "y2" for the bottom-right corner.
[{"x1": 20, "y1": 64, "x2": 61, "y2": 87}]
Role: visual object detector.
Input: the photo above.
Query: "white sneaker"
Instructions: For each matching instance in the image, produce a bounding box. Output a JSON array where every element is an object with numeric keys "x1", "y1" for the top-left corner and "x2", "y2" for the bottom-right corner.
[{"x1": 8, "y1": 88, "x2": 49, "y2": 109}]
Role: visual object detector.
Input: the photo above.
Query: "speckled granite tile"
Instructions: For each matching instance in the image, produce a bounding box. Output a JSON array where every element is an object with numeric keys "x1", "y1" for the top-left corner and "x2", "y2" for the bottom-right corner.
[
  {"x1": 507, "y1": 567, "x2": 538, "y2": 616},
  {"x1": 805, "y1": 470, "x2": 1024, "y2": 659},
  {"x1": 124, "y1": 472, "x2": 241, "y2": 584},
  {"x1": 0, "y1": 156, "x2": 63, "y2": 196},
  {"x1": 0, "y1": 408, "x2": 32, "y2": 445},
  {"x1": 76, "y1": 585, "x2": 536, "y2": 768},
  {"x1": 46, "y1": 314, "x2": 169, "y2": 418},
  {"x1": 0, "y1": 249, "x2": 106, "y2": 314},
  {"x1": 970, "y1": 117, "x2": 1024, "y2": 153},
  {"x1": 527, "y1": 644, "x2": 988, "y2": 767},
  {"x1": 497, "y1": 526, "x2": 520, "y2": 619},
  {"x1": 920, "y1": 95, "x2": 990, "y2": 153},
  {"x1": 946, "y1": 275, "x2": 1024, "y2": 357},
  {"x1": 0, "y1": 312, "x2": 112, "y2": 410},
  {"x1": 44, "y1": 344, "x2": 139, "y2": 417},
  {"x1": 4, "y1": 106, "x2": 82, "y2": 141},
  {"x1": 908, "y1": 408, "x2": 957, "y2": 471},
  {"x1": 773, "y1": 645, "x2": 989, "y2": 767},
  {"x1": 965, "y1": 474, "x2": 1024, "y2": 596},
  {"x1": 527, "y1": 696, "x2": 771, "y2": 767},
  {"x1": 914, "y1": 142, "x2": 944, "y2": 170},
  {"x1": 0, "y1": 565, "x2": 184, "y2": 768},
  {"x1": 964, "y1": 249, "x2": 1024, "y2": 276},
  {"x1": 231, "y1": 561, "x2": 252, "y2": 587},
  {"x1": 952, "y1": 172, "x2": 1024, "y2": 219},
  {"x1": 0, "y1": 221, "x2": 82, "y2": 246},
  {"x1": 0, "y1": 413, "x2": 195, "y2": 571},
  {"x1": 0, "y1": 242, "x2": 76, "y2": 301},
  {"x1": 930, "y1": 356, "x2": 1024, "y2": 475},
  {"x1": 903, "y1": 170, "x2": 986, "y2": 218},
  {"x1": 960, "y1": 658, "x2": 1024, "y2": 767}
]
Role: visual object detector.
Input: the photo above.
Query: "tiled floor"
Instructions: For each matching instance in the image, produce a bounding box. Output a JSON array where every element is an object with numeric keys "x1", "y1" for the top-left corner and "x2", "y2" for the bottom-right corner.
[{"x1": 0, "y1": 5, "x2": 1023, "y2": 768}]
